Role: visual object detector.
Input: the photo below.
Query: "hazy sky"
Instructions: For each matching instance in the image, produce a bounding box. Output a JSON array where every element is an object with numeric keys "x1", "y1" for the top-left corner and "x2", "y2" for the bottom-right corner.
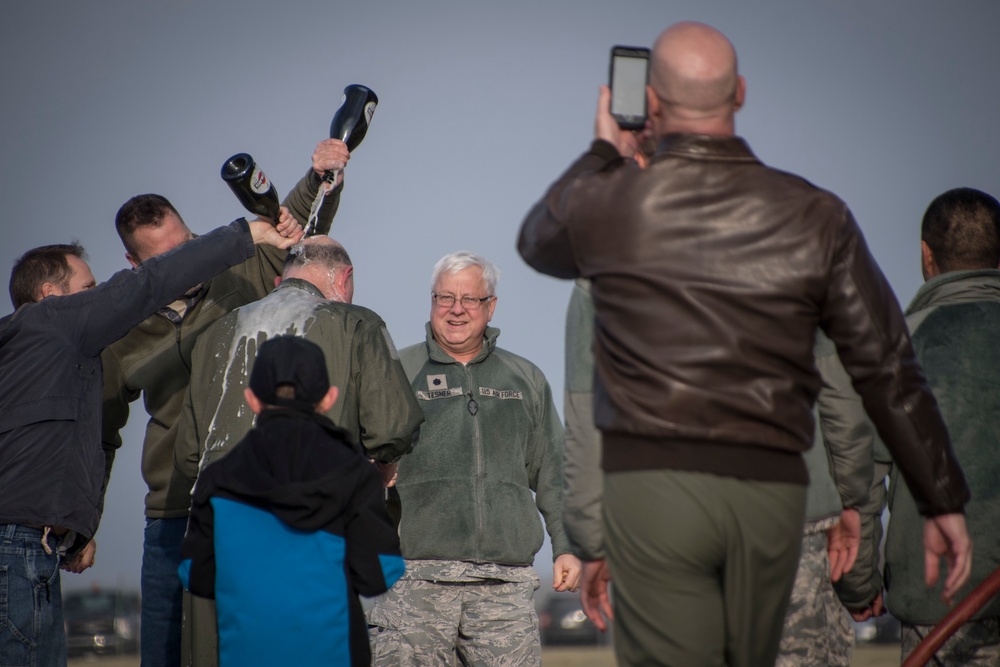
[{"x1": 2, "y1": 1, "x2": 998, "y2": 592}]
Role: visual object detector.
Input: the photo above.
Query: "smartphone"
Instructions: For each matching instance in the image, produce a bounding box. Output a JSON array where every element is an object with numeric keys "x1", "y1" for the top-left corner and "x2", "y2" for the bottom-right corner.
[{"x1": 609, "y1": 45, "x2": 650, "y2": 130}]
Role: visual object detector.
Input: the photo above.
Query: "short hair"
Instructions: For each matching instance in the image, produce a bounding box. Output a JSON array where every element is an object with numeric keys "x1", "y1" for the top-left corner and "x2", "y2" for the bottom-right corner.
[
  {"x1": 922, "y1": 187, "x2": 1000, "y2": 273},
  {"x1": 430, "y1": 251, "x2": 500, "y2": 295},
  {"x1": 9, "y1": 242, "x2": 87, "y2": 309},
  {"x1": 282, "y1": 241, "x2": 353, "y2": 274},
  {"x1": 115, "y1": 194, "x2": 181, "y2": 258}
]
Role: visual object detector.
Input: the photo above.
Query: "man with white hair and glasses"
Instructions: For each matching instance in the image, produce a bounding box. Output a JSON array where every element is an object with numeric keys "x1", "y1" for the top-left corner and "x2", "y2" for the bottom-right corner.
[{"x1": 368, "y1": 250, "x2": 580, "y2": 666}]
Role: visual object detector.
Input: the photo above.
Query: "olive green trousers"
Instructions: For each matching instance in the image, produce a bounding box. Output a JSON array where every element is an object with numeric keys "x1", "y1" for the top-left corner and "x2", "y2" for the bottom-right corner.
[{"x1": 604, "y1": 469, "x2": 805, "y2": 667}]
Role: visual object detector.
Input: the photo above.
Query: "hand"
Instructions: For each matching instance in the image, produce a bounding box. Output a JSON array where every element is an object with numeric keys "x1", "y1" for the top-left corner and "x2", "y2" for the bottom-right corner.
[
  {"x1": 924, "y1": 513, "x2": 972, "y2": 604},
  {"x1": 848, "y1": 592, "x2": 885, "y2": 622},
  {"x1": 827, "y1": 508, "x2": 861, "y2": 582},
  {"x1": 594, "y1": 86, "x2": 626, "y2": 154},
  {"x1": 61, "y1": 539, "x2": 96, "y2": 574},
  {"x1": 376, "y1": 460, "x2": 398, "y2": 488},
  {"x1": 272, "y1": 206, "x2": 303, "y2": 240},
  {"x1": 311, "y1": 138, "x2": 350, "y2": 188},
  {"x1": 595, "y1": 86, "x2": 653, "y2": 162},
  {"x1": 249, "y1": 207, "x2": 304, "y2": 249},
  {"x1": 580, "y1": 558, "x2": 614, "y2": 632},
  {"x1": 552, "y1": 553, "x2": 582, "y2": 593}
]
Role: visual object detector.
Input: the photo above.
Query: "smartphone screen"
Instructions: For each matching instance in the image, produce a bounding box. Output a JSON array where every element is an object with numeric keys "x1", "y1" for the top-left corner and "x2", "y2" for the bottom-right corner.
[{"x1": 610, "y1": 46, "x2": 650, "y2": 130}]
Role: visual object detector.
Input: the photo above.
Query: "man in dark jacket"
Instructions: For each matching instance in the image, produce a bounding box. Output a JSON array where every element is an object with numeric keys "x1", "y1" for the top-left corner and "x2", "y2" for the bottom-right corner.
[
  {"x1": 565, "y1": 280, "x2": 873, "y2": 667},
  {"x1": 518, "y1": 20, "x2": 971, "y2": 667},
  {"x1": 179, "y1": 336, "x2": 404, "y2": 667},
  {"x1": 0, "y1": 215, "x2": 300, "y2": 667}
]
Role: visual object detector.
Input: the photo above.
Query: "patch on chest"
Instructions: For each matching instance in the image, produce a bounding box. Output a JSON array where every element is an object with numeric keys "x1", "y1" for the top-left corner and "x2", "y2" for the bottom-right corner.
[
  {"x1": 416, "y1": 387, "x2": 464, "y2": 400},
  {"x1": 426, "y1": 374, "x2": 448, "y2": 390},
  {"x1": 478, "y1": 387, "x2": 523, "y2": 400}
]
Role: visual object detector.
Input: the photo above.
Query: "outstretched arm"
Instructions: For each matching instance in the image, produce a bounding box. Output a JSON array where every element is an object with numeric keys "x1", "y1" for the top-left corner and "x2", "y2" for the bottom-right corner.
[{"x1": 281, "y1": 139, "x2": 348, "y2": 236}]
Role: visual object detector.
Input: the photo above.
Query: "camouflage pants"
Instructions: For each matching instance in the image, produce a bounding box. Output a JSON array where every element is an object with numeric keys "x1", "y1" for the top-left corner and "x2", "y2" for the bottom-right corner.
[
  {"x1": 367, "y1": 578, "x2": 541, "y2": 666},
  {"x1": 901, "y1": 617, "x2": 1000, "y2": 666},
  {"x1": 776, "y1": 525, "x2": 854, "y2": 667}
]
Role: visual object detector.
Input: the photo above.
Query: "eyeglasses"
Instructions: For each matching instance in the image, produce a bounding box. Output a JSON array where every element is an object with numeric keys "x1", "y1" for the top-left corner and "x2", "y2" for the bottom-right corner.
[{"x1": 432, "y1": 293, "x2": 494, "y2": 311}]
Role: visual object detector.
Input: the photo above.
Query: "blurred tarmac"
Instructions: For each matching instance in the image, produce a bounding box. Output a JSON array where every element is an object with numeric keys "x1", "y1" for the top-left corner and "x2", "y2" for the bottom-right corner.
[
  {"x1": 69, "y1": 643, "x2": 901, "y2": 666},
  {"x1": 538, "y1": 644, "x2": 900, "y2": 666}
]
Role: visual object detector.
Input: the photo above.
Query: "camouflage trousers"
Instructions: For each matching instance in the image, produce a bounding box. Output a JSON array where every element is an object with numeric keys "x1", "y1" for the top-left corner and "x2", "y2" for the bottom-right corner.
[
  {"x1": 367, "y1": 577, "x2": 541, "y2": 666},
  {"x1": 776, "y1": 519, "x2": 854, "y2": 667},
  {"x1": 901, "y1": 617, "x2": 1000, "y2": 666}
]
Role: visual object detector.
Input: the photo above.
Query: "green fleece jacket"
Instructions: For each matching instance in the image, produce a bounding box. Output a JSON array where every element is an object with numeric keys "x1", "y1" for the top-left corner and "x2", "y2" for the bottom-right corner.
[
  {"x1": 396, "y1": 325, "x2": 571, "y2": 565},
  {"x1": 174, "y1": 278, "x2": 422, "y2": 483},
  {"x1": 884, "y1": 269, "x2": 1000, "y2": 623},
  {"x1": 101, "y1": 169, "x2": 340, "y2": 518}
]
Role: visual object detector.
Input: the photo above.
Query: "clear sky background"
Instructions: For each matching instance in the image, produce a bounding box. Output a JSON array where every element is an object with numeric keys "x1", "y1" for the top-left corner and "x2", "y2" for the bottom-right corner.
[{"x1": 2, "y1": 1, "x2": 998, "y2": 592}]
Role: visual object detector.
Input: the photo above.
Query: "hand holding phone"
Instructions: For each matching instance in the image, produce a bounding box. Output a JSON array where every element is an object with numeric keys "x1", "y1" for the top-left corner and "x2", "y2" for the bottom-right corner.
[{"x1": 609, "y1": 45, "x2": 650, "y2": 130}]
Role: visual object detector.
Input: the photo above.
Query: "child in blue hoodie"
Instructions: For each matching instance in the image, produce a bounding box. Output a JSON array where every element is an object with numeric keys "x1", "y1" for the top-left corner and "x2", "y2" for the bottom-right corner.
[{"x1": 179, "y1": 335, "x2": 404, "y2": 667}]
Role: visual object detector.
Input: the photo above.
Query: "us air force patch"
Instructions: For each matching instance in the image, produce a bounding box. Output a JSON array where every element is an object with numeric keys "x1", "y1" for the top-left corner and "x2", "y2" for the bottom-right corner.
[{"x1": 479, "y1": 387, "x2": 523, "y2": 400}]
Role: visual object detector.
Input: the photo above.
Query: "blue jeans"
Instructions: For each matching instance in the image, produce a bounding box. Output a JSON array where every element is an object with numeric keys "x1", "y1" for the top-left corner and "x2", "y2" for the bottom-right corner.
[
  {"x1": 0, "y1": 524, "x2": 66, "y2": 667},
  {"x1": 141, "y1": 517, "x2": 187, "y2": 667}
]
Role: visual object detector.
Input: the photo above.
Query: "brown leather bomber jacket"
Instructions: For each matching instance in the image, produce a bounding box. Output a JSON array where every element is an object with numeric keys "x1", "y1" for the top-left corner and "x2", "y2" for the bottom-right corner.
[{"x1": 518, "y1": 134, "x2": 969, "y2": 517}]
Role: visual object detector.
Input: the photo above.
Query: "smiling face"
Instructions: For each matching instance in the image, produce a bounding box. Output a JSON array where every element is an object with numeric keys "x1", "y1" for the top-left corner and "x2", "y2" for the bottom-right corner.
[{"x1": 429, "y1": 266, "x2": 496, "y2": 364}]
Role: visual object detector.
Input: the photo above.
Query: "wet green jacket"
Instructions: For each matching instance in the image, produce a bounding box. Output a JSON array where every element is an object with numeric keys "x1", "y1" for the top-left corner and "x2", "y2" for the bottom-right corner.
[
  {"x1": 396, "y1": 325, "x2": 570, "y2": 566},
  {"x1": 174, "y1": 278, "x2": 422, "y2": 483}
]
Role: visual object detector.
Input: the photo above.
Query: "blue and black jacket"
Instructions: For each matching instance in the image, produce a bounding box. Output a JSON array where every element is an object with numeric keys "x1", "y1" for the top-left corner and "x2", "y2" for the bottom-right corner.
[{"x1": 179, "y1": 408, "x2": 404, "y2": 667}]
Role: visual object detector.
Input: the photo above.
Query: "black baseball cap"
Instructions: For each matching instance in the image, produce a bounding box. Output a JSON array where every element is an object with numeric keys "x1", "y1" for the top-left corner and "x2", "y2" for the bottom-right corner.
[{"x1": 249, "y1": 335, "x2": 330, "y2": 411}]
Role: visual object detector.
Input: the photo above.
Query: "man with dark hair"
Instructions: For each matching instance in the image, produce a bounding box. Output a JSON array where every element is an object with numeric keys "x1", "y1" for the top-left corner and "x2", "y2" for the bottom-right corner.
[
  {"x1": 175, "y1": 234, "x2": 422, "y2": 666},
  {"x1": 101, "y1": 138, "x2": 348, "y2": 667},
  {"x1": 179, "y1": 335, "x2": 405, "y2": 667},
  {"x1": 7, "y1": 242, "x2": 92, "y2": 309},
  {"x1": 920, "y1": 187, "x2": 1000, "y2": 276},
  {"x1": 114, "y1": 193, "x2": 185, "y2": 262},
  {"x1": 518, "y1": 20, "x2": 971, "y2": 667},
  {"x1": 0, "y1": 215, "x2": 300, "y2": 667},
  {"x1": 877, "y1": 187, "x2": 1000, "y2": 664}
]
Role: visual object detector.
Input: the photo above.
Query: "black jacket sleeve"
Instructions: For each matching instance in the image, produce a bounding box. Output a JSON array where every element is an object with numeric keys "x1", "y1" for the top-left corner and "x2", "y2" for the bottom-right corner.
[{"x1": 344, "y1": 467, "x2": 404, "y2": 597}]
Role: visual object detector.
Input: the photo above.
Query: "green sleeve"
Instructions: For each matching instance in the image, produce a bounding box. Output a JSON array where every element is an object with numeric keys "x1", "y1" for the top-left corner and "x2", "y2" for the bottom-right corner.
[
  {"x1": 528, "y1": 370, "x2": 571, "y2": 559},
  {"x1": 281, "y1": 168, "x2": 341, "y2": 236},
  {"x1": 99, "y1": 344, "x2": 140, "y2": 515},
  {"x1": 815, "y1": 332, "x2": 876, "y2": 509},
  {"x1": 562, "y1": 279, "x2": 605, "y2": 560},
  {"x1": 353, "y1": 319, "x2": 423, "y2": 462},
  {"x1": 835, "y1": 460, "x2": 887, "y2": 609}
]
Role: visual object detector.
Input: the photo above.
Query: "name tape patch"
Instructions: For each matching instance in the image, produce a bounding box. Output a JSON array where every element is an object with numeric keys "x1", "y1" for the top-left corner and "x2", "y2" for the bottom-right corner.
[{"x1": 416, "y1": 387, "x2": 464, "y2": 401}]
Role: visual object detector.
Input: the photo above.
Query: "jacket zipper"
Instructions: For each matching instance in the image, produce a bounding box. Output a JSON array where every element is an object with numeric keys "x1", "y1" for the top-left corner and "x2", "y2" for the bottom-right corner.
[{"x1": 465, "y1": 364, "x2": 485, "y2": 561}]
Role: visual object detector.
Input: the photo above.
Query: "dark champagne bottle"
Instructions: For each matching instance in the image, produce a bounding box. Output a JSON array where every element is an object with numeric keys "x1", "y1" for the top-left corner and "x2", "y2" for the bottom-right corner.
[
  {"x1": 329, "y1": 84, "x2": 378, "y2": 151},
  {"x1": 221, "y1": 153, "x2": 280, "y2": 221}
]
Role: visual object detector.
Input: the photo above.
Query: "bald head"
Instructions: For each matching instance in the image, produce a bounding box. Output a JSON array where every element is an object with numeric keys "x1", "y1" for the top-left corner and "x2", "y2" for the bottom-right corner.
[
  {"x1": 281, "y1": 235, "x2": 354, "y2": 303},
  {"x1": 649, "y1": 22, "x2": 743, "y2": 134}
]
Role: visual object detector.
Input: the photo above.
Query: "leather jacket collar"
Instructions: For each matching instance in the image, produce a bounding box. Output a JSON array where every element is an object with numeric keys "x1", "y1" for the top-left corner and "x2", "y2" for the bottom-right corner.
[{"x1": 656, "y1": 133, "x2": 759, "y2": 163}]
